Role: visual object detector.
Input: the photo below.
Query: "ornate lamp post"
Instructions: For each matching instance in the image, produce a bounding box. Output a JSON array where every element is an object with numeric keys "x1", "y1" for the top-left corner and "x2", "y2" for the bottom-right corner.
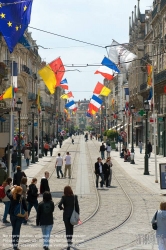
[
  {"x1": 31, "y1": 104, "x2": 36, "y2": 163},
  {"x1": 41, "y1": 106, "x2": 45, "y2": 156},
  {"x1": 16, "y1": 98, "x2": 23, "y2": 168},
  {"x1": 130, "y1": 104, "x2": 135, "y2": 164},
  {"x1": 144, "y1": 100, "x2": 150, "y2": 175}
]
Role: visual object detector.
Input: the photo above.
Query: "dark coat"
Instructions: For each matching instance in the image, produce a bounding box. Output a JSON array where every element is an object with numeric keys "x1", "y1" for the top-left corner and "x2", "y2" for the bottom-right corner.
[
  {"x1": 58, "y1": 195, "x2": 79, "y2": 221},
  {"x1": 11, "y1": 152, "x2": 18, "y2": 163},
  {"x1": 6, "y1": 190, "x2": 27, "y2": 216},
  {"x1": 147, "y1": 143, "x2": 152, "y2": 153},
  {"x1": 95, "y1": 162, "x2": 104, "y2": 175},
  {"x1": 27, "y1": 184, "x2": 38, "y2": 203},
  {"x1": 36, "y1": 200, "x2": 54, "y2": 226},
  {"x1": 13, "y1": 170, "x2": 26, "y2": 186},
  {"x1": 100, "y1": 145, "x2": 105, "y2": 152},
  {"x1": 40, "y1": 178, "x2": 50, "y2": 194},
  {"x1": 103, "y1": 163, "x2": 111, "y2": 176}
]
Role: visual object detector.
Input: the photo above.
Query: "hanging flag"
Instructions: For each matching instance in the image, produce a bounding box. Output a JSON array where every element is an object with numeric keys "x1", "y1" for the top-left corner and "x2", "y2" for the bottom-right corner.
[
  {"x1": 124, "y1": 88, "x2": 129, "y2": 95},
  {"x1": 64, "y1": 108, "x2": 68, "y2": 114},
  {"x1": 95, "y1": 57, "x2": 120, "y2": 80},
  {"x1": 147, "y1": 88, "x2": 153, "y2": 100},
  {"x1": 60, "y1": 78, "x2": 68, "y2": 90},
  {"x1": 108, "y1": 40, "x2": 137, "y2": 72},
  {"x1": 147, "y1": 64, "x2": 152, "y2": 86},
  {"x1": 49, "y1": 57, "x2": 65, "y2": 86},
  {"x1": 89, "y1": 95, "x2": 103, "y2": 112},
  {"x1": 60, "y1": 91, "x2": 74, "y2": 99},
  {"x1": 86, "y1": 113, "x2": 92, "y2": 117},
  {"x1": 0, "y1": 86, "x2": 13, "y2": 100},
  {"x1": 72, "y1": 107, "x2": 77, "y2": 112},
  {"x1": 0, "y1": 0, "x2": 33, "y2": 53},
  {"x1": 93, "y1": 82, "x2": 111, "y2": 96},
  {"x1": 37, "y1": 89, "x2": 41, "y2": 113},
  {"x1": 65, "y1": 100, "x2": 75, "y2": 109}
]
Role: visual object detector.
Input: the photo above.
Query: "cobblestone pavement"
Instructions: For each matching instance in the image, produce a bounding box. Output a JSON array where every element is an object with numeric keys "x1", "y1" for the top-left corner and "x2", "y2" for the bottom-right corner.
[{"x1": 0, "y1": 136, "x2": 165, "y2": 250}]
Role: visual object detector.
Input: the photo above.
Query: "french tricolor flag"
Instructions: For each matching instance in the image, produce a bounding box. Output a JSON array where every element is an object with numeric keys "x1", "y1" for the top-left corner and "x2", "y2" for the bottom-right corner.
[
  {"x1": 60, "y1": 78, "x2": 68, "y2": 90},
  {"x1": 95, "y1": 57, "x2": 120, "y2": 80},
  {"x1": 89, "y1": 94, "x2": 103, "y2": 111}
]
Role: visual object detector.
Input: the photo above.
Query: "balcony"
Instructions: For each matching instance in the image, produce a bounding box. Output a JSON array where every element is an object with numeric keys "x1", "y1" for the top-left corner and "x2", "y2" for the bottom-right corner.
[
  {"x1": 22, "y1": 65, "x2": 31, "y2": 75},
  {"x1": 28, "y1": 92, "x2": 36, "y2": 100},
  {"x1": 140, "y1": 82, "x2": 147, "y2": 91},
  {"x1": 154, "y1": 69, "x2": 166, "y2": 85}
]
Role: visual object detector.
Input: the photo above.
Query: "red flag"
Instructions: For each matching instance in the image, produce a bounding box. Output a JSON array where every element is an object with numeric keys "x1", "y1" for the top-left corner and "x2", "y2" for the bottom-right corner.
[{"x1": 49, "y1": 57, "x2": 65, "y2": 87}]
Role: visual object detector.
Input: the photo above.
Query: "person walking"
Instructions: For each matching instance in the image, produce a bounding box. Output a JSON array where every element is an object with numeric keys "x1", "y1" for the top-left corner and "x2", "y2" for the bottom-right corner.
[
  {"x1": 108, "y1": 157, "x2": 113, "y2": 187},
  {"x1": 147, "y1": 141, "x2": 152, "y2": 158},
  {"x1": 6, "y1": 186, "x2": 28, "y2": 250},
  {"x1": 0, "y1": 163, "x2": 7, "y2": 186},
  {"x1": 58, "y1": 186, "x2": 80, "y2": 250},
  {"x1": 59, "y1": 138, "x2": 63, "y2": 148},
  {"x1": 55, "y1": 153, "x2": 63, "y2": 178},
  {"x1": 103, "y1": 158, "x2": 111, "y2": 188},
  {"x1": 94, "y1": 157, "x2": 105, "y2": 188},
  {"x1": 13, "y1": 166, "x2": 26, "y2": 186},
  {"x1": 20, "y1": 177, "x2": 28, "y2": 200},
  {"x1": 2, "y1": 177, "x2": 12, "y2": 223},
  {"x1": 36, "y1": 191, "x2": 54, "y2": 250},
  {"x1": 27, "y1": 178, "x2": 38, "y2": 219},
  {"x1": 24, "y1": 146, "x2": 31, "y2": 167},
  {"x1": 49, "y1": 141, "x2": 54, "y2": 156},
  {"x1": 40, "y1": 171, "x2": 50, "y2": 194},
  {"x1": 106, "y1": 143, "x2": 111, "y2": 158},
  {"x1": 64, "y1": 152, "x2": 71, "y2": 179},
  {"x1": 138, "y1": 140, "x2": 143, "y2": 154},
  {"x1": 44, "y1": 142, "x2": 50, "y2": 156},
  {"x1": 151, "y1": 202, "x2": 166, "y2": 250},
  {"x1": 11, "y1": 150, "x2": 18, "y2": 172},
  {"x1": 99, "y1": 143, "x2": 106, "y2": 160}
]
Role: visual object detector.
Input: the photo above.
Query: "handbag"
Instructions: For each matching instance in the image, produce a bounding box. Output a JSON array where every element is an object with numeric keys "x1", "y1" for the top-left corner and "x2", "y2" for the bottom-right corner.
[
  {"x1": 70, "y1": 195, "x2": 79, "y2": 225},
  {"x1": 152, "y1": 211, "x2": 158, "y2": 230},
  {"x1": 14, "y1": 198, "x2": 27, "y2": 218}
]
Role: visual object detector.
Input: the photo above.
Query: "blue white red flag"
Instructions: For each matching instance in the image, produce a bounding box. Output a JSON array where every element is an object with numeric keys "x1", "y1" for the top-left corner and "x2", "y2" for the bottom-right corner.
[
  {"x1": 95, "y1": 57, "x2": 120, "y2": 80},
  {"x1": 90, "y1": 95, "x2": 103, "y2": 109},
  {"x1": 60, "y1": 79, "x2": 68, "y2": 90}
]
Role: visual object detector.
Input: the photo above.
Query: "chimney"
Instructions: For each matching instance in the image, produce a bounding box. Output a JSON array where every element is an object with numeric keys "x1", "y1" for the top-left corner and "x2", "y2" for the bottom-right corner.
[
  {"x1": 132, "y1": 11, "x2": 134, "y2": 27},
  {"x1": 134, "y1": 5, "x2": 137, "y2": 24},
  {"x1": 137, "y1": 0, "x2": 140, "y2": 20},
  {"x1": 129, "y1": 17, "x2": 132, "y2": 35}
]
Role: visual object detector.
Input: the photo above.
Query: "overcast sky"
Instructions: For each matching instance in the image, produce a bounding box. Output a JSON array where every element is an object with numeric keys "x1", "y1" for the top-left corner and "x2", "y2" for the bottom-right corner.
[{"x1": 29, "y1": 0, "x2": 153, "y2": 101}]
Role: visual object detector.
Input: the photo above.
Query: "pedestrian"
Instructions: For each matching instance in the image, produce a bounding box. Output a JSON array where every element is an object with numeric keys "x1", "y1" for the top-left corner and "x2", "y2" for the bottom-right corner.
[
  {"x1": 13, "y1": 166, "x2": 26, "y2": 186},
  {"x1": 49, "y1": 141, "x2": 54, "y2": 156},
  {"x1": 95, "y1": 134, "x2": 97, "y2": 140},
  {"x1": 34, "y1": 140, "x2": 38, "y2": 156},
  {"x1": 72, "y1": 138, "x2": 74, "y2": 145},
  {"x1": 54, "y1": 137, "x2": 58, "y2": 148},
  {"x1": 59, "y1": 138, "x2": 63, "y2": 148},
  {"x1": 124, "y1": 149, "x2": 130, "y2": 162},
  {"x1": 58, "y1": 186, "x2": 80, "y2": 250},
  {"x1": 108, "y1": 157, "x2": 113, "y2": 187},
  {"x1": 40, "y1": 171, "x2": 50, "y2": 194},
  {"x1": 106, "y1": 143, "x2": 111, "y2": 158},
  {"x1": 85, "y1": 133, "x2": 88, "y2": 142},
  {"x1": 44, "y1": 142, "x2": 50, "y2": 156},
  {"x1": 94, "y1": 157, "x2": 105, "y2": 188},
  {"x1": 24, "y1": 146, "x2": 31, "y2": 167},
  {"x1": 2, "y1": 177, "x2": 12, "y2": 223},
  {"x1": 56, "y1": 153, "x2": 63, "y2": 178},
  {"x1": 36, "y1": 191, "x2": 54, "y2": 250},
  {"x1": 64, "y1": 152, "x2": 71, "y2": 179},
  {"x1": 99, "y1": 142, "x2": 106, "y2": 160},
  {"x1": 11, "y1": 150, "x2": 18, "y2": 172},
  {"x1": 20, "y1": 177, "x2": 28, "y2": 200},
  {"x1": 0, "y1": 163, "x2": 7, "y2": 186},
  {"x1": 27, "y1": 178, "x2": 38, "y2": 219},
  {"x1": 6, "y1": 186, "x2": 28, "y2": 250},
  {"x1": 151, "y1": 202, "x2": 166, "y2": 250},
  {"x1": 139, "y1": 140, "x2": 143, "y2": 154},
  {"x1": 103, "y1": 158, "x2": 111, "y2": 187},
  {"x1": 147, "y1": 141, "x2": 152, "y2": 158}
]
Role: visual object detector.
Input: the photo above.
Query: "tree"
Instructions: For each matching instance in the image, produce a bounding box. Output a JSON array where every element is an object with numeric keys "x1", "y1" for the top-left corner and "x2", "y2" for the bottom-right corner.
[
  {"x1": 107, "y1": 130, "x2": 118, "y2": 140},
  {"x1": 85, "y1": 126, "x2": 93, "y2": 131}
]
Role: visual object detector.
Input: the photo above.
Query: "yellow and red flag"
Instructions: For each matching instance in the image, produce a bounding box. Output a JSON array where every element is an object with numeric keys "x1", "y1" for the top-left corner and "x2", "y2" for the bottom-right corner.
[{"x1": 147, "y1": 64, "x2": 152, "y2": 86}]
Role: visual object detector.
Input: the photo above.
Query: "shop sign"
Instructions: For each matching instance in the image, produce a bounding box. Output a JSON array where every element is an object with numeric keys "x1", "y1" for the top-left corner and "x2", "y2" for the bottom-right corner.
[
  {"x1": 158, "y1": 117, "x2": 163, "y2": 122},
  {"x1": 159, "y1": 163, "x2": 166, "y2": 189}
]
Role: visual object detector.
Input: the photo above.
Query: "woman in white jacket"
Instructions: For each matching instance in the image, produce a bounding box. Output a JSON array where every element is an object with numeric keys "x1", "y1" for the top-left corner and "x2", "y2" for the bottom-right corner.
[
  {"x1": 2, "y1": 177, "x2": 12, "y2": 223},
  {"x1": 151, "y1": 202, "x2": 166, "y2": 250}
]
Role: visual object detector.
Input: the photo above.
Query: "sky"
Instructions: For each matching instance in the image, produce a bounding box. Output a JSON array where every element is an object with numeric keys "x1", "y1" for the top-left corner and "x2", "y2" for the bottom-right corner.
[{"x1": 29, "y1": 0, "x2": 153, "y2": 101}]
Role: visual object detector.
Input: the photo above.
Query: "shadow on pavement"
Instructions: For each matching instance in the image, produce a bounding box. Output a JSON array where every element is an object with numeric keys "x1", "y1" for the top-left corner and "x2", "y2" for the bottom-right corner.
[{"x1": 51, "y1": 191, "x2": 64, "y2": 198}]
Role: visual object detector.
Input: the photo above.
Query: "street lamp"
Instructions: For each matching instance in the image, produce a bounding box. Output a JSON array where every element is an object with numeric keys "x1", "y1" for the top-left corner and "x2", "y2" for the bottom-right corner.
[
  {"x1": 41, "y1": 106, "x2": 45, "y2": 156},
  {"x1": 130, "y1": 105, "x2": 135, "y2": 164},
  {"x1": 122, "y1": 108, "x2": 125, "y2": 146},
  {"x1": 16, "y1": 98, "x2": 23, "y2": 168},
  {"x1": 115, "y1": 113, "x2": 118, "y2": 151},
  {"x1": 144, "y1": 100, "x2": 150, "y2": 175},
  {"x1": 31, "y1": 103, "x2": 36, "y2": 163}
]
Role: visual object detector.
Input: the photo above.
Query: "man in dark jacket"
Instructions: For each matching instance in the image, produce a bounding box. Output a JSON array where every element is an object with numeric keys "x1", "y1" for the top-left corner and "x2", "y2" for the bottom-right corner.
[
  {"x1": 0, "y1": 163, "x2": 7, "y2": 186},
  {"x1": 99, "y1": 143, "x2": 106, "y2": 160},
  {"x1": 40, "y1": 171, "x2": 50, "y2": 194},
  {"x1": 147, "y1": 141, "x2": 152, "y2": 158},
  {"x1": 11, "y1": 150, "x2": 18, "y2": 172},
  {"x1": 94, "y1": 157, "x2": 105, "y2": 188},
  {"x1": 13, "y1": 166, "x2": 26, "y2": 186}
]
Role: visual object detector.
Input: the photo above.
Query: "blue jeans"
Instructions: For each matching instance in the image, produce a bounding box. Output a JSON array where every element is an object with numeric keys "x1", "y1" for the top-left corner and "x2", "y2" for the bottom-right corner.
[
  {"x1": 56, "y1": 166, "x2": 63, "y2": 178},
  {"x1": 96, "y1": 173, "x2": 105, "y2": 187},
  {"x1": 28, "y1": 200, "x2": 38, "y2": 216},
  {"x1": 3, "y1": 201, "x2": 11, "y2": 222},
  {"x1": 101, "y1": 151, "x2": 105, "y2": 159},
  {"x1": 41, "y1": 224, "x2": 53, "y2": 247},
  {"x1": 12, "y1": 162, "x2": 17, "y2": 172},
  {"x1": 26, "y1": 158, "x2": 30, "y2": 166},
  {"x1": 10, "y1": 214, "x2": 24, "y2": 248}
]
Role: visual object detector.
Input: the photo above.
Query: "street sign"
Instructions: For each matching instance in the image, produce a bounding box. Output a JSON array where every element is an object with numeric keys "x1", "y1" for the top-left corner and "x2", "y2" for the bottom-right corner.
[
  {"x1": 120, "y1": 131, "x2": 127, "y2": 138},
  {"x1": 158, "y1": 117, "x2": 163, "y2": 122},
  {"x1": 159, "y1": 163, "x2": 166, "y2": 189},
  {"x1": 149, "y1": 117, "x2": 156, "y2": 123}
]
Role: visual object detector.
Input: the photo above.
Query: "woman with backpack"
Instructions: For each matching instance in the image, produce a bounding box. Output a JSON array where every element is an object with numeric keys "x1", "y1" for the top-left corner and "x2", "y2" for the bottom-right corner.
[
  {"x1": 36, "y1": 191, "x2": 54, "y2": 250},
  {"x1": 6, "y1": 185, "x2": 28, "y2": 250},
  {"x1": 1, "y1": 177, "x2": 12, "y2": 223},
  {"x1": 27, "y1": 178, "x2": 38, "y2": 218}
]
